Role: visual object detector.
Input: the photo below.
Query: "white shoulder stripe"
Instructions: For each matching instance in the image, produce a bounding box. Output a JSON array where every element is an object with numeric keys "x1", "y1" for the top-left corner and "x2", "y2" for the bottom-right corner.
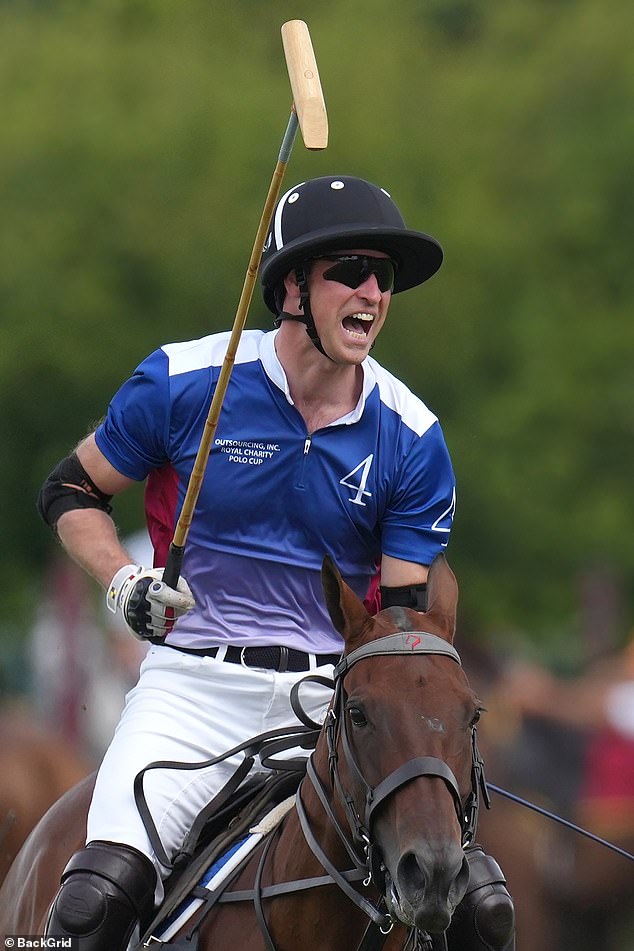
[
  {"x1": 162, "y1": 330, "x2": 264, "y2": 377},
  {"x1": 367, "y1": 356, "x2": 438, "y2": 437}
]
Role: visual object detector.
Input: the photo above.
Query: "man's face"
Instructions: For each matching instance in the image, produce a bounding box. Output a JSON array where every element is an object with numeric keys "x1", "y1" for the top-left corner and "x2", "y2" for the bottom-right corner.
[{"x1": 306, "y1": 250, "x2": 394, "y2": 363}]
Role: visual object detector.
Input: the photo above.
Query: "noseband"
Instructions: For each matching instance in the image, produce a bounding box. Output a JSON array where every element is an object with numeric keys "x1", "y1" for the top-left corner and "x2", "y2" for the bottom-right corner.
[{"x1": 296, "y1": 630, "x2": 489, "y2": 930}]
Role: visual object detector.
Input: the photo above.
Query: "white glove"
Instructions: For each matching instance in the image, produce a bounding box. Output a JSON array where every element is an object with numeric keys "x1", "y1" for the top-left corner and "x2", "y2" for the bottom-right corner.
[{"x1": 106, "y1": 564, "x2": 195, "y2": 641}]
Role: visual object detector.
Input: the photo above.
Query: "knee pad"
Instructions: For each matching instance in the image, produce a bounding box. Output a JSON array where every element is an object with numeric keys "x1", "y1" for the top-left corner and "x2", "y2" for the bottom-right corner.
[
  {"x1": 47, "y1": 840, "x2": 156, "y2": 950},
  {"x1": 446, "y1": 846, "x2": 515, "y2": 951}
]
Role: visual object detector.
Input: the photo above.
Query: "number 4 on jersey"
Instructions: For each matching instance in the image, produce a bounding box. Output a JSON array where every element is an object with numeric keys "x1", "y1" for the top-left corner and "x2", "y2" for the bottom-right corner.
[{"x1": 340, "y1": 454, "x2": 374, "y2": 507}]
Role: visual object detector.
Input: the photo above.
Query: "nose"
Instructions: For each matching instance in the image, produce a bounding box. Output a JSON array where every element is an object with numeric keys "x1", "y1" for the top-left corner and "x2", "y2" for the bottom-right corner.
[{"x1": 356, "y1": 272, "x2": 384, "y2": 303}]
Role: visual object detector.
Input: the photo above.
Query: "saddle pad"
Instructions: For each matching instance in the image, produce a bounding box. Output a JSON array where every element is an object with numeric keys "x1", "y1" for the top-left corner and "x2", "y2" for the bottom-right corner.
[
  {"x1": 154, "y1": 834, "x2": 256, "y2": 942},
  {"x1": 152, "y1": 795, "x2": 296, "y2": 944}
]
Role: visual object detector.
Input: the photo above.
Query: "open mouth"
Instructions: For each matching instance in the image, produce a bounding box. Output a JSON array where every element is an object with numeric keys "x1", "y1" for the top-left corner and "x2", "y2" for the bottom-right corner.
[{"x1": 342, "y1": 312, "x2": 374, "y2": 340}]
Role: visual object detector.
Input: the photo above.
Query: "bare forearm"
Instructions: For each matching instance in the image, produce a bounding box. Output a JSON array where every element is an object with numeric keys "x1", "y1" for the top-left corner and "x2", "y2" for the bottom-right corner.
[{"x1": 56, "y1": 508, "x2": 135, "y2": 590}]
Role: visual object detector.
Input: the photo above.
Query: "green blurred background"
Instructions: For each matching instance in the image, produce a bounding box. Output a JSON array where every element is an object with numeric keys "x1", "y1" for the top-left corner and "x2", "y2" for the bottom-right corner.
[
  {"x1": 1, "y1": 6, "x2": 633, "y2": 946},
  {"x1": 1, "y1": 0, "x2": 632, "y2": 678}
]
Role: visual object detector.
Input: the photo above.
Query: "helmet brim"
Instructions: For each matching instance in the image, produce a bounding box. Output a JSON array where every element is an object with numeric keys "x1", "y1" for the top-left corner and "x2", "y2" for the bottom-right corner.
[{"x1": 260, "y1": 225, "x2": 443, "y2": 315}]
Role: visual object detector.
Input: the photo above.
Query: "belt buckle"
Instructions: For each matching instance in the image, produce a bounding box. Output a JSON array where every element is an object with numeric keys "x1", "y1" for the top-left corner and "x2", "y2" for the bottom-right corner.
[{"x1": 239, "y1": 647, "x2": 250, "y2": 668}]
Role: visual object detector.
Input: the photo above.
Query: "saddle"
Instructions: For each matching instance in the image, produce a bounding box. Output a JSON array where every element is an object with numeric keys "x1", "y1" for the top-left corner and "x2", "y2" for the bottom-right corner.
[{"x1": 137, "y1": 767, "x2": 305, "y2": 949}]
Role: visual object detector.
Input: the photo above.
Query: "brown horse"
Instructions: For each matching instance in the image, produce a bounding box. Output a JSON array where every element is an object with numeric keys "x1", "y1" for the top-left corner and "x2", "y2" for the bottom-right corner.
[
  {"x1": 0, "y1": 706, "x2": 91, "y2": 886},
  {"x1": 0, "y1": 554, "x2": 486, "y2": 949}
]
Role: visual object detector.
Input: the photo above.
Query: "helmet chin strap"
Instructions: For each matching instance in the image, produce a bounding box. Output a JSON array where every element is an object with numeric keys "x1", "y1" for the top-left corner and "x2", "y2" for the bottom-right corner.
[
  {"x1": 274, "y1": 264, "x2": 376, "y2": 361},
  {"x1": 273, "y1": 265, "x2": 335, "y2": 362}
]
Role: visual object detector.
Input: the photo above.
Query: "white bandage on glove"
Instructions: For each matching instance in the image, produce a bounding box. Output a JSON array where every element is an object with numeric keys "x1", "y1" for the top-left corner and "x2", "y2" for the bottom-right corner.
[{"x1": 106, "y1": 564, "x2": 195, "y2": 641}]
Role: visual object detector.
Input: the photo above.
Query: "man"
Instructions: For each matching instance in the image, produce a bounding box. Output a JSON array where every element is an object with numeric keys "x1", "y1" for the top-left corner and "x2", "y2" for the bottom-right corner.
[{"x1": 38, "y1": 175, "x2": 514, "y2": 949}]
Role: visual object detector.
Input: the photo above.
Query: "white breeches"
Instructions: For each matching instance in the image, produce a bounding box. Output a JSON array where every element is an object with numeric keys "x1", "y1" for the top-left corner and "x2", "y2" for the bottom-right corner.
[{"x1": 86, "y1": 644, "x2": 334, "y2": 901}]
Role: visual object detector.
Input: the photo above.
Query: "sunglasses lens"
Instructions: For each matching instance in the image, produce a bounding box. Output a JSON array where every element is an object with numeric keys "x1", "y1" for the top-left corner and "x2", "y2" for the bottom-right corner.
[
  {"x1": 374, "y1": 260, "x2": 395, "y2": 292},
  {"x1": 323, "y1": 256, "x2": 395, "y2": 292}
]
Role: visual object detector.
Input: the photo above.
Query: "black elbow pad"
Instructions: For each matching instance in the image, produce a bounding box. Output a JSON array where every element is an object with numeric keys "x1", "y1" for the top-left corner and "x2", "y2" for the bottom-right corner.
[
  {"x1": 37, "y1": 452, "x2": 113, "y2": 532},
  {"x1": 380, "y1": 582, "x2": 428, "y2": 612}
]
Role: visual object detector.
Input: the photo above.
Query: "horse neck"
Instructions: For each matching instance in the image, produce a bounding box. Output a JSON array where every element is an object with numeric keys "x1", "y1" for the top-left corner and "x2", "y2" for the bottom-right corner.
[
  {"x1": 258, "y1": 738, "x2": 377, "y2": 947},
  {"x1": 276, "y1": 736, "x2": 360, "y2": 880}
]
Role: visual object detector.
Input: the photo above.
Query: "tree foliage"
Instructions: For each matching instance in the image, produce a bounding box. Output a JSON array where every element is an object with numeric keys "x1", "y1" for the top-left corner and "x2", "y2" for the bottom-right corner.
[{"x1": 1, "y1": 0, "x2": 632, "y2": 658}]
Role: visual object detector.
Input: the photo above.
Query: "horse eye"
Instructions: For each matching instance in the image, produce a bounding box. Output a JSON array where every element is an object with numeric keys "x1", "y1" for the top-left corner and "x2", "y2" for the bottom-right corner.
[
  {"x1": 346, "y1": 704, "x2": 368, "y2": 727},
  {"x1": 470, "y1": 706, "x2": 486, "y2": 727}
]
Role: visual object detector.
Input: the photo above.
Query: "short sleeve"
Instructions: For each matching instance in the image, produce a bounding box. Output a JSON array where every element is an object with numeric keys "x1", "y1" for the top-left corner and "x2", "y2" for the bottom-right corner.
[
  {"x1": 95, "y1": 348, "x2": 171, "y2": 480},
  {"x1": 380, "y1": 421, "x2": 456, "y2": 564}
]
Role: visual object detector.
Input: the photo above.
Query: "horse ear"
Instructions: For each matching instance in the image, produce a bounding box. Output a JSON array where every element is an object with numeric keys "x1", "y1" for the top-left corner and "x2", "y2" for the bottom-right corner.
[
  {"x1": 425, "y1": 554, "x2": 459, "y2": 642},
  {"x1": 321, "y1": 555, "x2": 372, "y2": 643}
]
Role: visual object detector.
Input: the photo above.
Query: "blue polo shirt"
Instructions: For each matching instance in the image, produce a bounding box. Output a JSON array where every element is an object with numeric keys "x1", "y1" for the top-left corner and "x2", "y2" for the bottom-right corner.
[{"x1": 96, "y1": 330, "x2": 456, "y2": 652}]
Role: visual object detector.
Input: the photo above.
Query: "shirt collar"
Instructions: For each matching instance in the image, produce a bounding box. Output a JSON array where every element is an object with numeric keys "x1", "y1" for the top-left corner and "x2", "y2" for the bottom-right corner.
[{"x1": 259, "y1": 329, "x2": 376, "y2": 426}]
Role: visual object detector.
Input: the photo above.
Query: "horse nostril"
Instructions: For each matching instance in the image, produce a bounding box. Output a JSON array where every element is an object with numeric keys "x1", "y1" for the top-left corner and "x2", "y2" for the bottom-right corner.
[
  {"x1": 397, "y1": 844, "x2": 469, "y2": 906},
  {"x1": 397, "y1": 850, "x2": 427, "y2": 895}
]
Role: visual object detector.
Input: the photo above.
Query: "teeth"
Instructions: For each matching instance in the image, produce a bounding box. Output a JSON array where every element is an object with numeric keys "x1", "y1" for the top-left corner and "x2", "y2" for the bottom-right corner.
[{"x1": 342, "y1": 312, "x2": 375, "y2": 342}]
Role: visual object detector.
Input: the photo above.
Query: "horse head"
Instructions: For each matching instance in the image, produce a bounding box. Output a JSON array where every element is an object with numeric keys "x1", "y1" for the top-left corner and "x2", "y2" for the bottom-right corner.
[{"x1": 319, "y1": 553, "x2": 484, "y2": 934}]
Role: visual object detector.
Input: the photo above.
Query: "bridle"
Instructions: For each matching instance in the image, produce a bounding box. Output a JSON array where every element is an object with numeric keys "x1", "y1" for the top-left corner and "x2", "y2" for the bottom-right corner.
[
  {"x1": 136, "y1": 629, "x2": 489, "y2": 949},
  {"x1": 294, "y1": 630, "x2": 490, "y2": 934}
]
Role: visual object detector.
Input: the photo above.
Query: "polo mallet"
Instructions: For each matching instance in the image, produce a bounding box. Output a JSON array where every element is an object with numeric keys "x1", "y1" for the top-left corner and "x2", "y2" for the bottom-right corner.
[{"x1": 162, "y1": 20, "x2": 328, "y2": 589}]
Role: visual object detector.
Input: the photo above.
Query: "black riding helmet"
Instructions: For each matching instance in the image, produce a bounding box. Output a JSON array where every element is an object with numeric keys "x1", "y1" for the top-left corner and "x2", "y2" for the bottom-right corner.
[{"x1": 259, "y1": 175, "x2": 443, "y2": 317}]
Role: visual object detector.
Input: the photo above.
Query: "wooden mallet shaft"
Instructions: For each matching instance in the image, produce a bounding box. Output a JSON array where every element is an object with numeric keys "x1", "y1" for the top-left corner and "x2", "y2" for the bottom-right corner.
[{"x1": 163, "y1": 20, "x2": 327, "y2": 588}]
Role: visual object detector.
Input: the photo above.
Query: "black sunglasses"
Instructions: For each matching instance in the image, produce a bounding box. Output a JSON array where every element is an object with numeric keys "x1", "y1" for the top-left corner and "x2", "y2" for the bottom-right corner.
[{"x1": 318, "y1": 254, "x2": 396, "y2": 293}]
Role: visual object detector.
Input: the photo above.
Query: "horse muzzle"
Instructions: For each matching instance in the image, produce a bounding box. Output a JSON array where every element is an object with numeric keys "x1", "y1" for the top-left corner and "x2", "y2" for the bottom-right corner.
[{"x1": 384, "y1": 841, "x2": 470, "y2": 933}]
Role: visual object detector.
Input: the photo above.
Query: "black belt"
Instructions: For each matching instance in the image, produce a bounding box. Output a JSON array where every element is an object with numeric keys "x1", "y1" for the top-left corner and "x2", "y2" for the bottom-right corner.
[{"x1": 167, "y1": 643, "x2": 340, "y2": 673}]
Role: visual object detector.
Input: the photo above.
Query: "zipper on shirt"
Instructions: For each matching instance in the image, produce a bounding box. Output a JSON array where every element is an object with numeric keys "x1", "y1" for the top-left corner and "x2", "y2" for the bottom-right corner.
[{"x1": 296, "y1": 435, "x2": 312, "y2": 488}]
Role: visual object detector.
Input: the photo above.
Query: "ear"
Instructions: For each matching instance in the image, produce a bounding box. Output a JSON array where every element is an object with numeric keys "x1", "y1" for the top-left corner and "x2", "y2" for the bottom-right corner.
[
  {"x1": 282, "y1": 270, "x2": 301, "y2": 309},
  {"x1": 425, "y1": 554, "x2": 459, "y2": 643},
  {"x1": 321, "y1": 555, "x2": 372, "y2": 646}
]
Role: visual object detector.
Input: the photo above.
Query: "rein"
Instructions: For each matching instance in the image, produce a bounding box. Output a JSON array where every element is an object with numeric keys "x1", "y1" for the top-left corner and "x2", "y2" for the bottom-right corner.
[{"x1": 487, "y1": 783, "x2": 634, "y2": 863}]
